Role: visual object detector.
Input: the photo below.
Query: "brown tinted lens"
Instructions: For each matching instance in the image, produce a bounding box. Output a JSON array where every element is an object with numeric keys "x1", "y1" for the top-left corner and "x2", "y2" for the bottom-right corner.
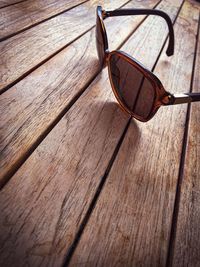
[
  {"x1": 109, "y1": 53, "x2": 155, "y2": 119},
  {"x1": 96, "y1": 16, "x2": 105, "y2": 66}
]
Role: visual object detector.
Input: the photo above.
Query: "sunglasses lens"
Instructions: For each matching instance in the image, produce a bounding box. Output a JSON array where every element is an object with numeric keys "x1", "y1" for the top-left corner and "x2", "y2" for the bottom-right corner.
[
  {"x1": 109, "y1": 53, "x2": 155, "y2": 120},
  {"x1": 96, "y1": 16, "x2": 105, "y2": 66}
]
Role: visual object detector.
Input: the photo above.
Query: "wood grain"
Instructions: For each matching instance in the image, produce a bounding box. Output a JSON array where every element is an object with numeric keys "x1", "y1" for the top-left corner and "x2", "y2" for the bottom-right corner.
[
  {"x1": 0, "y1": 0, "x2": 159, "y2": 188},
  {"x1": 0, "y1": 0, "x2": 128, "y2": 93},
  {"x1": 0, "y1": 1, "x2": 183, "y2": 266},
  {"x1": 170, "y1": 16, "x2": 200, "y2": 267},
  {"x1": 0, "y1": 0, "x2": 26, "y2": 8},
  {"x1": 68, "y1": 1, "x2": 200, "y2": 266},
  {"x1": 0, "y1": 0, "x2": 86, "y2": 40}
]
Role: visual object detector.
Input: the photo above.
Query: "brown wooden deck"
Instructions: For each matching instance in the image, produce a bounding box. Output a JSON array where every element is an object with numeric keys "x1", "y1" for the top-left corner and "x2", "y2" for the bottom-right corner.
[{"x1": 0, "y1": 0, "x2": 200, "y2": 266}]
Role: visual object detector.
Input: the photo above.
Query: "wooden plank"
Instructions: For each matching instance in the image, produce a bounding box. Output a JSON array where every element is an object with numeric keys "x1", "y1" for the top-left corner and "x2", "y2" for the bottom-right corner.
[
  {"x1": 0, "y1": 0, "x2": 159, "y2": 188},
  {"x1": 170, "y1": 17, "x2": 200, "y2": 267},
  {"x1": 0, "y1": 0, "x2": 26, "y2": 8},
  {"x1": 0, "y1": 0, "x2": 128, "y2": 93},
  {"x1": 68, "y1": 1, "x2": 200, "y2": 266},
  {"x1": 0, "y1": 0, "x2": 87, "y2": 40},
  {"x1": 0, "y1": 1, "x2": 183, "y2": 267}
]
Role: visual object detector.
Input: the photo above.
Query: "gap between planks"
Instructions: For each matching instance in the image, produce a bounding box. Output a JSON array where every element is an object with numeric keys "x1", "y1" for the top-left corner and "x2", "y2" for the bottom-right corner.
[
  {"x1": 66, "y1": 1, "x2": 199, "y2": 266},
  {"x1": 0, "y1": 0, "x2": 27, "y2": 9},
  {"x1": 0, "y1": 0, "x2": 185, "y2": 266},
  {"x1": 166, "y1": 12, "x2": 200, "y2": 267},
  {"x1": 0, "y1": 0, "x2": 131, "y2": 94},
  {"x1": 0, "y1": 0, "x2": 160, "y2": 189},
  {"x1": 63, "y1": 0, "x2": 187, "y2": 265},
  {"x1": 0, "y1": 0, "x2": 89, "y2": 42}
]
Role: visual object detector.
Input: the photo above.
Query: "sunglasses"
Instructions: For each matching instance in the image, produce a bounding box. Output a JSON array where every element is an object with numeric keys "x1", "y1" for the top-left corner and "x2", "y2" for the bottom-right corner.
[{"x1": 96, "y1": 6, "x2": 200, "y2": 122}]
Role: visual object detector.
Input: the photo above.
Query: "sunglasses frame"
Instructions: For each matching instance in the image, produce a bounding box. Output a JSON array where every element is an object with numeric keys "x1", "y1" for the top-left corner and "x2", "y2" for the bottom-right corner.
[
  {"x1": 96, "y1": 6, "x2": 200, "y2": 122},
  {"x1": 107, "y1": 50, "x2": 171, "y2": 122}
]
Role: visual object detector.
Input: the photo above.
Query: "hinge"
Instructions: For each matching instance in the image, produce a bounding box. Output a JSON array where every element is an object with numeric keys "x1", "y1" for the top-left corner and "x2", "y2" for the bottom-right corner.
[
  {"x1": 102, "y1": 10, "x2": 109, "y2": 19},
  {"x1": 161, "y1": 94, "x2": 173, "y2": 105}
]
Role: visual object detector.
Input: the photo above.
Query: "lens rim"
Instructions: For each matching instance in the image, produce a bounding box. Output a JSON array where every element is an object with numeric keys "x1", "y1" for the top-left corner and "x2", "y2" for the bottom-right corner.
[
  {"x1": 96, "y1": 6, "x2": 108, "y2": 67},
  {"x1": 108, "y1": 50, "x2": 169, "y2": 122}
]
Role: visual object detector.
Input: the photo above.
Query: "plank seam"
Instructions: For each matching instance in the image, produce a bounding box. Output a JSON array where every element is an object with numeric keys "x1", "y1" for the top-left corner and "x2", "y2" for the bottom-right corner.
[
  {"x1": 165, "y1": 11, "x2": 200, "y2": 267},
  {"x1": 0, "y1": 68, "x2": 101, "y2": 190},
  {"x1": 0, "y1": 0, "x2": 89, "y2": 42},
  {"x1": 108, "y1": 0, "x2": 163, "y2": 53},
  {"x1": 0, "y1": 0, "x2": 27, "y2": 9},
  {"x1": 151, "y1": 0, "x2": 185, "y2": 73},
  {"x1": 0, "y1": 0, "x2": 132, "y2": 95},
  {"x1": 0, "y1": 0, "x2": 160, "y2": 189},
  {"x1": 60, "y1": 2, "x2": 185, "y2": 265},
  {"x1": 61, "y1": 119, "x2": 132, "y2": 267}
]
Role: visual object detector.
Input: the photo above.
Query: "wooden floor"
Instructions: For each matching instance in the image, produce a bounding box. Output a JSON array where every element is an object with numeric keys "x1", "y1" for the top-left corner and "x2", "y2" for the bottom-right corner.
[{"x1": 0, "y1": 0, "x2": 200, "y2": 266}]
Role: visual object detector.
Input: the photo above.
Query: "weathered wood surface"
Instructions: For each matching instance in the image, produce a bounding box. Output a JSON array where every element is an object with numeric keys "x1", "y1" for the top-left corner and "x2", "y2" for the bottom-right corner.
[
  {"x1": 0, "y1": 0, "x2": 128, "y2": 93},
  {"x1": 0, "y1": 0, "x2": 185, "y2": 266},
  {"x1": 0, "y1": 0, "x2": 199, "y2": 267},
  {"x1": 0, "y1": 0, "x2": 160, "y2": 188},
  {"x1": 0, "y1": 0, "x2": 86, "y2": 40},
  {"x1": 170, "y1": 19, "x2": 200, "y2": 267},
  {"x1": 68, "y1": 1, "x2": 200, "y2": 266},
  {"x1": 0, "y1": 0, "x2": 26, "y2": 8}
]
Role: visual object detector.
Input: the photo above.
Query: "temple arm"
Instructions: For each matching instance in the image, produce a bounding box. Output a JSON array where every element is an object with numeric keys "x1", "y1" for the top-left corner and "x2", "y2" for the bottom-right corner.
[
  {"x1": 164, "y1": 93, "x2": 200, "y2": 105},
  {"x1": 103, "y1": 8, "x2": 174, "y2": 56}
]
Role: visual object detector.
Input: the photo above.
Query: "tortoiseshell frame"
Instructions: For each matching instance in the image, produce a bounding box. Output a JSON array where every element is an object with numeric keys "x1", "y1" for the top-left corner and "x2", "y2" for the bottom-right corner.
[
  {"x1": 96, "y1": 6, "x2": 200, "y2": 122},
  {"x1": 107, "y1": 51, "x2": 170, "y2": 122}
]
